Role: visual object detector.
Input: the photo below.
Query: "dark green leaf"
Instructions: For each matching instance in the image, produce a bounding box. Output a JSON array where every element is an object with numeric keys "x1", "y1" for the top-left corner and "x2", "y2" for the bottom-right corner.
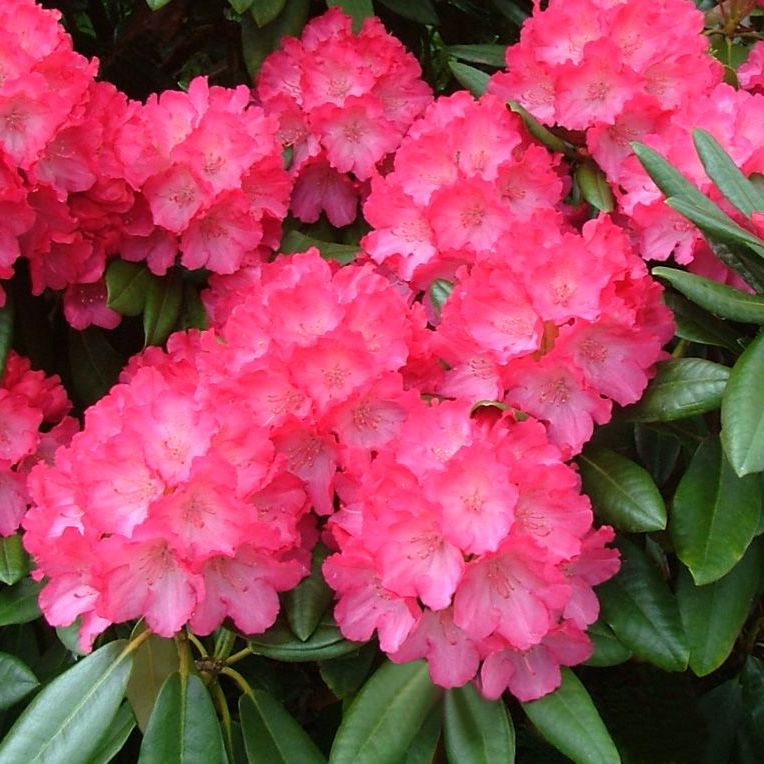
[
  {"x1": 522, "y1": 669, "x2": 619, "y2": 764},
  {"x1": 507, "y1": 102, "x2": 572, "y2": 156},
  {"x1": 68, "y1": 328, "x2": 124, "y2": 407},
  {"x1": 86, "y1": 702, "x2": 137, "y2": 764},
  {"x1": 329, "y1": 660, "x2": 443, "y2": 764},
  {"x1": 319, "y1": 642, "x2": 377, "y2": 699},
  {"x1": 402, "y1": 703, "x2": 442, "y2": 764},
  {"x1": 634, "y1": 424, "x2": 681, "y2": 487},
  {"x1": 0, "y1": 578, "x2": 42, "y2": 626},
  {"x1": 722, "y1": 329, "x2": 764, "y2": 476},
  {"x1": 0, "y1": 294, "x2": 14, "y2": 378},
  {"x1": 578, "y1": 446, "x2": 666, "y2": 532},
  {"x1": 105, "y1": 260, "x2": 155, "y2": 317},
  {"x1": 326, "y1": 0, "x2": 373, "y2": 32},
  {"x1": 738, "y1": 656, "x2": 764, "y2": 756},
  {"x1": 138, "y1": 673, "x2": 227, "y2": 763},
  {"x1": 251, "y1": 0, "x2": 285, "y2": 25},
  {"x1": 143, "y1": 271, "x2": 183, "y2": 347},
  {"x1": 583, "y1": 619, "x2": 632, "y2": 667},
  {"x1": 447, "y1": 44, "x2": 506, "y2": 68},
  {"x1": 239, "y1": 690, "x2": 326, "y2": 764},
  {"x1": 0, "y1": 534, "x2": 30, "y2": 586},
  {"x1": 0, "y1": 640, "x2": 133, "y2": 763},
  {"x1": 490, "y1": 0, "x2": 529, "y2": 24},
  {"x1": 575, "y1": 161, "x2": 614, "y2": 213},
  {"x1": 624, "y1": 359, "x2": 729, "y2": 422},
  {"x1": 677, "y1": 540, "x2": 763, "y2": 676},
  {"x1": 444, "y1": 683, "x2": 515, "y2": 764},
  {"x1": 56, "y1": 620, "x2": 86, "y2": 657},
  {"x1": 662, "y1": 291, "x2": 743, "y2": 352},
  {"x1": 179, "y1": 283, "x2": 208, "y2": 331},
  {"x1": 284, "y1": 544, "x2": 333, "y2": 641},
  {"x1": 693, "y1": 128, "x2": 764, "y2": 217},
  {"x1": 671, "y1": 437, "x2": 761, "y2": 584},
  {"x1": 248, "y1": 618, "x2": 363, "y2": 662},
  {"x1": 0, "y1": 652, "x2": 39, "y2": 710},
  {"x1": 230, "y1": 0, "x2": 255, "y2": 13},
  {"x1": 146, "y1": 0, "x2": 173, "y2": 9},
  {"x1": 598, "y1": 538, "x2": 689, "y2": 672},
  {"x1": 448, "y1": 61, "x2": 489, "y2": 96},
  {"x1": 707, "y1": 238, "x2": 764, "y2": 294},
  {"x1": 377, "y1": 0, "x2": 439, "y2": 24},
  {"x1": 281, "y1": 231, "x2": 359, "y2": 265},
  {"x1": 698, "y1": 680, "x2": 742, "y2": 764}
]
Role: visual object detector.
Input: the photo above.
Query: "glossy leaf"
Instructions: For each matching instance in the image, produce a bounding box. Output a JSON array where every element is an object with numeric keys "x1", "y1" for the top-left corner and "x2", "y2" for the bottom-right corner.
[
  {"x1": 448, "y1": 61, "x2": 489, "y2": 97},
  {"x1": 87, "y1": 702, "x2": 137, "y2": 764},
  {"x1": 583, "y1": 619, "x2": 632, "y2": 668},
  {"x1": 625, "y1": 359, "x2": 729, "y2": 422},
  {"x1": 105, "y1": 260, "x2": 155, "y2": 317},
  {"x1": 633, "y1": 424, "x2": 681, "y2": 487},
  {"x1": 239, "y1": 690, "x2": 326, "y2": 764},
  {"x1": 447, "y1": 44, "x2": 506, "y2": 67},
  {"x1": 250, "y1": 0, "x2": 285, "y2": 26},
  {"x1": 0, "y1": 294, "x2": 14, "y2": 378},
  {"x1": 444, "y1": 683, "x2": 515, "y2": 764},
  {"x1": 575, "y1": 161, "x2": 614, "y2": 213},
  {"x1": 284, "y1": 545, "x2": 333, "y2": 641},
  {"x1": 722, "y1": 330, "x2": 764, "y2": 476},
  {"x1": 707, "y1": 238, "x2": 764, "y2": 294},
  {"x1": 329, "y1": 660, "x2": 443, "y2": 764},
  {"x1": 0, "y1": 652, "x2": 39, "y2": 710},
  {"x1": 319, "y1": 642, "x2": 377, "y2": 699},
  {"x1": 507, "y1": 101, "x2": 572, "y2": 155},
  {"x1": 671, "y1": 437, "x2": 761, "y2": 584},
  {"x1": 143, "y1": 270, "x2": 183, "y2": 347},
  {"x1": 377, "y1": 0, "x2": 439, "y2": 24},
  {"x1": 578, "y1": 446, "x2": 666, "y2": 532},
  {"x1": 138, "y1": 672, "x2": 227, "y2": 763},
  {"x1": 68, "y1": 328, "x2": 124, "y2": 407},
  {"x1": 0, "y1": 640, "x2": 133, "y2": 763},
  {"x1": 0, "y1": 578, "x2": 42, "y2": 626},
  {"x1": 0, "y1": 534, "x2": 29, "y2": 586},
  {"x1": 662, "y1": 291, "x2": 742, "y2": 352},
  {"x1": 677, "y1": 540, "x2": 763, "y2": 676},
  {"x1": 522, "y1": 669, "x2": 619, "y2": 764},
  {"x1": 249, "y1": 618, "x2": 362, "y2": 662},
  {"x1": 326, "y1": 0, "x2": 373, "y2": 31},
  {"x1": 598, "y1": 538, "x2": 689, "y2": 672},
  {"x1": 402, "y1": 704, "x2": 442, "y2": 764},
  {"x1": 281, "y1": 230, "x2": 359, "y2": 265}
]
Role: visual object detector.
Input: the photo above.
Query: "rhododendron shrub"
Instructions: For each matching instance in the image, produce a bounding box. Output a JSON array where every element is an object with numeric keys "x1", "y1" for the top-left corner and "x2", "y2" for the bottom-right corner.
[
  {"x1": 323, "y1": 401, "x2": 620, "y2": 700},
  {"x1": 256, "y1": 8, "x2": 432, "y2": 226}
]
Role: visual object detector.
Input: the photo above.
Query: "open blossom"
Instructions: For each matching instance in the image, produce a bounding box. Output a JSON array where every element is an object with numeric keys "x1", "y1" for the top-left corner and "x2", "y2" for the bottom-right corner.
[
  {"x1": 256, "y1": 8, "x2": 432, "y2": 226},
  {"x1": 324, "y1": 401, "x2": 620, "y2": 702}
]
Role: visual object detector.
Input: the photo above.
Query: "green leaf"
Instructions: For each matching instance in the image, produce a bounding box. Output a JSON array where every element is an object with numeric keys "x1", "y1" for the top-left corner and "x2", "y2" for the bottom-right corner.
[
  {"x1": 490, "y1": 0, "x2": 529, "y2": 24},
  {"x1": 126, "y1": 631, "x2": 180, "y2": 732},
  {"x1": 326, "y1": 0, "x2": 373, "y2": 32},
  {"x1": 0, "y1": 640, "x2": 133, "y2": 764},
  {"x1": 624, "y1": 359, "x2": 729, "y2": 422},
  {"x1": 284, "y1": 544, "x2": 333, "y2": 641},
  {"x1": 428, "y1": 279, "x2": 453, "y2": 316},
  {"x1": 448, "y1": 61, "x2": 489, "y2": 97},
  {"x1": 677, "y1": 540, "x2": 763, "y2": 676},
  {"x1": 507, "y1": 101, "x2": 572, "y2": 156},
  {"x1": 281, "y1": 231, "x2": 359, "y2": 264},
  {"x1": 671, "y1": 436, "x2": 761, "y2": 584},
  {"x1": 738, "y1": 656, "x2": 764, "y2": 756},
  {"x1": 146, "y1": 0, "x2": 173, "y2": 9},
  {"x1": 239, "y1": 690, "x2": 326, "y2": 764},
  {"x1": 377, "y1": 0, "x2": 439, "y2": 24},
  {"x1": 654, "y1": 266, "x2": 764, "y2": 324},
  {"x1": 248, "y1": 618, "x2": 363, "y2": 662},
  {"x1": 522, "y1": 669, "x2": 619, "y2": 764},
  {"x1": 447, "y1": 44, "x2": 506, "y2": 68},
  {"x1": 0, "y1": 534, "x2": 30, "y2": 586},
  {"x1": 633, "y1": 424, "x2": 681, "y2": 487},
  {"x1": 329, "y1": 660, "x2": 443, "y2": 764},
  {"x1": 583, "y1": 619, "x2": 632, "y2": 668},
  {"x1": 68, "y1": 328, "x2": 124, "y2": 407},
  {"x1": 598, "y1": 538, "x2": 689, "y2": 672},
  {"x1": 0, "y1": 578, "x2": 42, "y2": 626},
  {"x1": 229, "y1": 0, "x2": 255, "y2": 13},
  {"x1": 0, "y1": 652, "x2": 39, "y2": 710},
  {"x1": 0, "y1": 294, "x2": 14, "y2": 378},
  {"x1": 138, "y1": 672, "x2": 227, "y2": 763},
  {"x1": 664, "y1": 291, "x2": 742, "y2": 352},
  {"x1": 105, "y1": 260, "x2": 155, "y2": 317},
  {"x1": 251, "y1": 0, "x2": 287, "y2": 25},
  {"x1": 319, "y1": 643, "x2": 377, "y2": 699},
  {"x1": 708, "y1": 238, "x2": 764, "y2": 294},
  {"x1": 402, "y1": 704, "x2": 442, "y2": 764},
  {"x1": 722, "y1": 329, "x2": 764, "y2": 476},
  {"x1": 444, "y1": 683, "x2": 515, "y2": 764},
  {"x1": 86, "y1": 702, "x2": 137, "y2": 764},
  {"x1": 143, "y1": 271, "x2": 183, "y2": 347},
  {"x1": 698, "y1": 680, "x2": 742, "y2": 764},
  {"x1": 578, "y1": 446, "x2": 666, "y2": 532},
  {"x1": 575, "y1": 161, "x2": 614, "y2": 213},
  {"x1": 692, "y1": 128, "x2": 764, "y2": 218}
]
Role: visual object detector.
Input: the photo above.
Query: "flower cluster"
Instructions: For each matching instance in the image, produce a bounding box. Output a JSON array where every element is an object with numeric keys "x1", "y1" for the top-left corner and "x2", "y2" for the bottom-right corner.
[
  {"x1": 256, "y1": 7, "x2": 432, "y2": 227},
  {"x1": 0, "y1": 352, "x2": 76, "y2": 536},
  {"x1": 323, "y1": 401, "x2": 619, "y2": 701}
]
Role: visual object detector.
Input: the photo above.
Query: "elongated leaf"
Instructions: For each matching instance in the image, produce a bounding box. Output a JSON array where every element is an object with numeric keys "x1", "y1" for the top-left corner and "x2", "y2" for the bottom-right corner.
[
  {"x1": 444, "y1": 683, "x2": 515, "y2": 764},
  {"x1": 429, "y1": 279, "x2": 453, "y2": 316},
  {"x1": 281, "y1": 231, "x2": 359, "y2": 265},
  {"x1": 105, "y1": 260, "x2": 155, "y2": 317},
  {"x1": 250, "y1": 0, "x2": 285, "y2": 26},
  {"x1": 87, "y1": 702, "x2": 137, "y2": 764},
  {"x1": 329, "y1": 660, "x2": 443, "y2": 764},
  {"x1": 693, "y1": 129, "x2": 764, "y2": 217},
  {"x1": 0, "y1": 640, "x2": 133, "y2": 764},
  {"x1": 326, "y1": 0, "x2": 373, "y2": 31},
  {"x1": 578, "y1": 446, "x2": 666, "y2": 532},
  {"x1": 447, "y1": 44, "x2": 506, "y2": 68},
  {"x1": 738, "y1": 656, "x2": 764, "y2": 755},
  {"x1": 0, "y1": 294, "x2": 14, "y2": 378},
  {"x1": 583, "y1": 620, "x2": 632, "y2": 667},
  {"x1": 671, "y1": 437, "x2": 761, "y2": 584},
  {"x1": 575, "y1": 161, "x2": 614, "y2": 213},
  {"x1": 239, "y1": 690, "x2": 325, "y2": 764},
  {"x1": 249, "y1": 618, "x2": 362, "y2": 661},
  {"x1": 664, "y1": 291, "x2": 742, "y2": 352},
  {"x1": 708, "y1": 238, "x2": 764, "y2": 294},
  {"x1": 143, "y1": 271, "x2": 183, "y2": 347},
  {"x1": 402, "y1": 704, "x2": 442, "y2": 764},
  {"x1": 377, "y1": 0, "x2": 439, "y2": 24},
  {"x1": 722, "y1": 330, "x2": 764, "y2": 476},
  {"x1": 598, "y1": 538, "x2": 689, "y2": 672},
  {"x1": 522, "y1": 669, "x2": 619, "y2": 764},
  {"x1": 677, "y1": 540, "x2": 763, "y2": 676},
  {"x1": 654, "y1": 266, "x2": 764, "y2": 324},
  {"x1": 698, "y1": 680, "x2": 742, "y2": 764},
  {"x1": 229, "y1": 0, "x2": 254, "y2": 12},
  {"x1": 491, "y1": 0, "x2": 529, "y2": 24},
  {"x1": 507, "y1": 101, "x2": 572, "y2": 156},
  {"x1": 0, "y1": 652, "x2": 39, "y2": 710},
  {"x1": 0, "y1": 534, "x2": 30, "y2": 586},
  {"x1": 68, "y1": 328, "x2": 123, "y2": 407},
  {"x1": 634, "y1": 424, "x2": 681, "y2": 487},
  {"x1": 448, "y1": 61, "x2": 489, "y2": 97},
  {"x1": 0, "y1": 578, "x2": 42, "y2": 626},
  {"x1": 138, "y1": 673, "x2": 227, "y2": 763},
  {"x1": 284, "y1": 545, "x2": 332, "y2": 641},
  {"x1": 126, "y1": 632, "x2": 179, "y2": 731},
  {"x1": 625, "y1": 359, "x2": 729, "y2": 422},
  {"x1": 319, "y1": 642, "x2": 377, "y2": 699}
]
